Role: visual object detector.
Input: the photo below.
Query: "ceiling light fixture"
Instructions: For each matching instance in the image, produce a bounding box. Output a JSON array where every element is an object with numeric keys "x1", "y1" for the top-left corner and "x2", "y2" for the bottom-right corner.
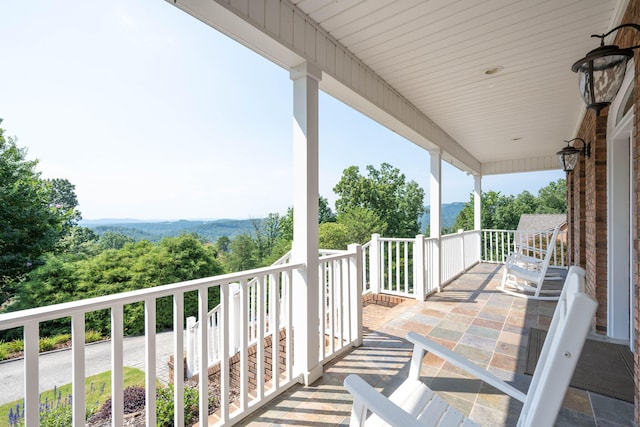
[
  {"x1": 483, "y1": 66, "x2": 504, "y2": 75},
  {"x1": 556, "y1": 138, "x2": 591, "y2": 172},
  {"x1": 572, "y1": 23, "x2": 640, "y2": 115}
]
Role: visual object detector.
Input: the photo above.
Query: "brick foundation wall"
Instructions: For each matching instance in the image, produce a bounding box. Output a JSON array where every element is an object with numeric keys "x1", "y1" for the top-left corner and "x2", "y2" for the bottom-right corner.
[
  {"x1": 167, "y1": 296, "x2": 406, "y2": 395},
  {"x1": 169, "y1": 328, "x2": 289, "y2": 393},
  {"x1": 362, "y1": 293, "x2": 406, "y2": 307}
]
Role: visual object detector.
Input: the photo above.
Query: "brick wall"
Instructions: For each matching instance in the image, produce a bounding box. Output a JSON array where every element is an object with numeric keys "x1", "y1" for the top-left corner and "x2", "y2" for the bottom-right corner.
[
  {"x1": 569, "y1": 0, "x2": 640, "y2": 420},
  {"x1": 618, "y1": 0, "x2": 640, "y2": 422},
  {"x1": 586, "y1": 114, "x2": 609, "y2": 332},
  {"x1": 612, "y1": 2, "x2": 640, "y2": 421}
]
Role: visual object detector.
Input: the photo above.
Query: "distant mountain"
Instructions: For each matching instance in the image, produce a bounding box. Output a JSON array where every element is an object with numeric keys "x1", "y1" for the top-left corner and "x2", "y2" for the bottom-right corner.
[
  {"x1": 83, "y1": 219, "x2": 256, "y2": 243},
  {"x1": 420, "y1": 202, "x2": 466, "y2": 231},
  {"x1": 83, "y1": 203, "x2": 466, "y2": 243}
]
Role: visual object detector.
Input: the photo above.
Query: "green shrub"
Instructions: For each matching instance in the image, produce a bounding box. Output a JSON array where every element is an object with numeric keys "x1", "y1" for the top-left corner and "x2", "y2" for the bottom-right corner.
[
  {"x1": 5, "y1": 339, "x2": 24, "y2": 353},
  {"x1": 156, "y1": 384, "x2": 199, "y2": 427},
  {"x1": 52, "y1": 333, "x2": 71, "y2": 346},
  {"x1": 38, "y1": 336, "x2": 58, "y2": 352},
  {"x1": 84, "y1": 330, "x2": 102, "y2": 343}
]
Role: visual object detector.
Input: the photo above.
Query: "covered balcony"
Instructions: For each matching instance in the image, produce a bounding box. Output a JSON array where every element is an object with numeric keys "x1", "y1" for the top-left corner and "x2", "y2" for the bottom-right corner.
[
  {"x1": 240, "y1": 263, "x2": 633, "y2": 426},
  {"x1": 1, "y1": 0, "x2": 639, "y2": 426},
  {"x1": 0, "y1": 229, "x2": 632, "y2": 426}
]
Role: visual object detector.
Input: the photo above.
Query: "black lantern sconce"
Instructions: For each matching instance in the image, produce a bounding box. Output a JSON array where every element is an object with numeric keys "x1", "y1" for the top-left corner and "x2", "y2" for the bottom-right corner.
[
  {"x1": 572, "y1": 23, "x2": 640, "y2": 115},
  {"x1": 557, "y1": 138, "x2": 591, "y2": 172}
]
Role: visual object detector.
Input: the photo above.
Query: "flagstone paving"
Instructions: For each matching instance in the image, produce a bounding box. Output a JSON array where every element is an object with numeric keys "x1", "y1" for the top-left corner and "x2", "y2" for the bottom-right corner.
[{"x1": 239, "y1": 263, "x2": 634, "y2": 426}]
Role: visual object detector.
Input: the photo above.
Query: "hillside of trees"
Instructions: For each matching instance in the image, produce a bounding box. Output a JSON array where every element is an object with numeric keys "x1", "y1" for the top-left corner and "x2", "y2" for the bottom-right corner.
[
  {"x1": 85, "y1": 219, "x2": 256, "y2": 242},
  {"x1": 0, "y1": 122, "x2": 565, "y2": 340}
]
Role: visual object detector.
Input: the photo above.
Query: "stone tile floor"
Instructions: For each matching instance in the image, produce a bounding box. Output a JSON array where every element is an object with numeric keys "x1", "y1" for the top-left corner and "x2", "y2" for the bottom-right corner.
[{"x1": 239, "y1": 263, "x2": 634, "y2": 426}]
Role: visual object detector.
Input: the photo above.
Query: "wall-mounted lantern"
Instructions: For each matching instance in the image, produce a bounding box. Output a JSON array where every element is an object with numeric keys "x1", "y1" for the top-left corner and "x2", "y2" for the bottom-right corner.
[{"x1": 572, "y1": 23, "x2": 640, "y2": 115}]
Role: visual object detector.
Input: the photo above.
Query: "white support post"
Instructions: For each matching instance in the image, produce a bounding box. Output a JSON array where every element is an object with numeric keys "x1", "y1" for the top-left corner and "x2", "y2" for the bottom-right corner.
[
  {"x1": 71, "y1": 314, "x2": 85, "y2": 427},
  {"x1": 474, "y1": 175, "x2": 482, "y2": 231},
  {"x1": 290, "y1": 62, "x2": 322, "y2": 385},
  {"x1": 173, "y1": 293, "x2": 185, "y2": 427},
  {"x1": 369, "y1": 233, "x2": 381, "y2": 294},
  {"x1": 348, "y1": 243, "x2": 363, "y2": 347},
  {"x1": 474, "y1": 175, "x2": 482, "y2": 265},
  {"x1": 429, "y1": 151, "x2": 442, "y2": 292},
  {"x1": 229, "y1": 282, "x2": 241, "y2": 355},
  {"x1": 111, "y1": 305, "x2": 124, "y2": 427},
  {"x1": 414, "y1": 234, "x2": 426, "y2": 300},
  {"x1": 144, "y1": 298, "x2": 157, "y2": 427},
  {"x1": 185, "y1": 316, "x2": 196, "y2": 378},
  {"x1": 23, "y1": 323, "x2": 39, "y2": 427},
  {"x1": 459, "y1": 229, "x2": 466, "y2": 272}
]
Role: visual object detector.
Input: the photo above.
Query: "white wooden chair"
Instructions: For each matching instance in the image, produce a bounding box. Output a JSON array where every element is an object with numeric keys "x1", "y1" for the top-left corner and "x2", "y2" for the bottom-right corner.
[
  {"x1": 344, "y1": 266, "x2": 596, "y2": 427},
  {"x1": 499, "y1": 225, "x2": 562, "y2": 300}
]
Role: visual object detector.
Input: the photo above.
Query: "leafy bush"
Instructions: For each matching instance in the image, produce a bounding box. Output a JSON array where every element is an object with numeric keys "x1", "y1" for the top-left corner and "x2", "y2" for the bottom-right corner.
[
  {"x1": 156, "y1": 384, "x2": 199, "y2": 427},
  {"x1": 5, "y1": 339, "x2": 23, "y2": 353},
  {"x1": 84, "y1": 330, "x2": 102, "y2": 343},
  {"x1": 89, "y1": 385, "x2": 146, "y2": 423},
  {"x1": 38, "y1": 337, "x2": 57, "y2": 352}
]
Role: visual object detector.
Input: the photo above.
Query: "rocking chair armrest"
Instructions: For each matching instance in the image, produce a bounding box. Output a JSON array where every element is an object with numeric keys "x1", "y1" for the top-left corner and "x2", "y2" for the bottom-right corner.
[
  {"x1": 344, "y1": 374, "x2": 423, "y2": 427},
  {"x1": 406, "y1": 332, "x2": 527, "y2": 403},
  {"x1": 511, "y1": 253, "x2": 544, "y2": 265}
]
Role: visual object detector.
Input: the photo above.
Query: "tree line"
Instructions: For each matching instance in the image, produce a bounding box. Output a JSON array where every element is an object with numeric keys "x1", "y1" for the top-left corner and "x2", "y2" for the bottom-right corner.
[{"x1": 0, "y1": 121, "x2": 564, "y2": 338}]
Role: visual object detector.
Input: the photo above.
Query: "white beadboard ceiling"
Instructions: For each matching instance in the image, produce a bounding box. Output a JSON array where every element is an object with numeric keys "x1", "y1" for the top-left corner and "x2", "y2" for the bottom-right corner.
[
  {"x1": 293, "y1": 0, "x2": 623, "y2": 169},
  {"x1": 173, "y1": 0, "x2": 627, "y2": 175}
]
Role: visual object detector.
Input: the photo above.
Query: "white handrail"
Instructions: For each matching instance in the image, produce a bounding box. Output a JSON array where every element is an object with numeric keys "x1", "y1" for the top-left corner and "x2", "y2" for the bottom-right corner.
[{"x1": 0, "y1": 262, "x2": 304, "y2": 427}]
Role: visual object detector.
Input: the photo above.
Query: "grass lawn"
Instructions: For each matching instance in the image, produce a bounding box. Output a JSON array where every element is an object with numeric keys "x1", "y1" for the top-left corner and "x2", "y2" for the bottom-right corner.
[{"x1": 0, "y1": 367, "x2": 147, "y2": 427}]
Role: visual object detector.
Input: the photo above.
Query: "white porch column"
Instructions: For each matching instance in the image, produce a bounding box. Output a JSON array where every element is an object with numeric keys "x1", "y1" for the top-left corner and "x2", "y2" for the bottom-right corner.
[
  {"x1": 290, "y1": 62, "x2": 322, "y2": 385},
  {"x1": 429, "y1": 150, "x2": 442, "y2": 292},
  {"x1": 473, "y1": 175, "x2": 482, "y2": 231}
]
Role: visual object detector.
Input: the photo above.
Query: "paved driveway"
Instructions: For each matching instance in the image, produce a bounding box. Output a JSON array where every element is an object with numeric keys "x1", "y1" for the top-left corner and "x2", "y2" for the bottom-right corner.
[{"x1": 0, "y1": 331, "x2": 177, "y2": 405}]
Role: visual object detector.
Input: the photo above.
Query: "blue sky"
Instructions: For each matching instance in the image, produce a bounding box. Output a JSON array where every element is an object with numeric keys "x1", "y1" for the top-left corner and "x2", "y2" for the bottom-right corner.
[{"x1": 0, "y1": 0, "x2": 563, "y2": 220}]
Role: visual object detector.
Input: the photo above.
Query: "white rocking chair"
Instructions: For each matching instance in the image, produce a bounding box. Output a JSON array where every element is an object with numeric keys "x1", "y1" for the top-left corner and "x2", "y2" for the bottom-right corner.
[
  {"x1": 500, "y1": 225, "x2": 562, "y2": 300},
  {"x1": 344, "y1": 266, "x2": 596, "y2": 427}
]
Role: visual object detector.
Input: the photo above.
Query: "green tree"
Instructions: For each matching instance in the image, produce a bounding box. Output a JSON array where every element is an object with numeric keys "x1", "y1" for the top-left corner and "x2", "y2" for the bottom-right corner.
[
  {"x1": 318, "y1": 222, "x2": 350, "y2": 250},
  {"x1": 280, "y1": 207, "x2": 294, "y2": 242},
  {"x1": 0, "y1": 123, "x2": 77, "y2": 303},
  {"x1": 98, "y1": 231, "x2": 135, "y2": 250},
  {"x1": 227, "y1": 233, "x2": 258, "y2": 272},
  {"x1": 56, "y1": 226, "x2": 99, "y2": 257},
  {"x1": 215, "y1": 236, "x2": 231, "y2": 253},
  {"x1": 337, "y1": 207, "x2": 387, "y2": 244},
  {"x1": 252, "y1": 213, "x2": 282, "y2": 264},
  {"x1": 333, "y1": 163, "x2": 424, "y2": 237},
  {"x1": 47, "y1": 178, "x2": 82, "y2": 225},
  {"x1": 9, "y1": 235, "x2": 223, "y2": 336},
  {"x1": 453, "y1": 191, "x2": 515, "y2": 231},
  {"x1": 319, "y1": 196, "x2": 336, "y2": 223},
  {"x1": 453, "y1": 179, "x2": 568, "y2": 231},
  {"x1": 536, "y1": 178, "x2": 566, "y2": 213}
]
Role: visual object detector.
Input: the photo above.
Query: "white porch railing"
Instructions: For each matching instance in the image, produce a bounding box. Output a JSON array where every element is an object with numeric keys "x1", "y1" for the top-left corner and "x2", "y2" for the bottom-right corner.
[
  {"x1": 481, "y1": 228, "x2": 567, "y2": 266},
  {"x1": 361, "y1": 229, "x2": 564, "y2": 302},
  {"x1": 363, "y1": 230, "x2": 483, "y2": 300},
  {"x1": 441, "y1": 230, "x2": 482, "y2": 284},
  {"x1": 0, "y1": 262, "x2": 308, "y2": 427},
  {"x1": 0, "y1": 228, "x2": 566, "y2": 426},
  {"x1": 185, "y1": 249, "x2": 350, "y2": 377}
]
